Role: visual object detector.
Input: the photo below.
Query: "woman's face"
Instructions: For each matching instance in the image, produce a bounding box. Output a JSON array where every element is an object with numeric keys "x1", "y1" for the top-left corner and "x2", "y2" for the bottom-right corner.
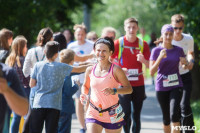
[
  {"x1": 8, "y1": 37, "x2": 13, "y2": 46},
  {"x1": 94, "y1": 43, "x2": 112, "y2": 62},
  {"x1": 23, "y1": 44, "x2": 28, "y2": 56},
  {"x1": 162, "y1": 31, "x2": 173, "y2": 45}
]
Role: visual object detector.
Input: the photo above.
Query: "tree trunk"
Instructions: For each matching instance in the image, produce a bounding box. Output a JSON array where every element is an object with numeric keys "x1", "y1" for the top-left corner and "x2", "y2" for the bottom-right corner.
[{"x1": 191, "y1": 43, "x2": 200, "y2": 100}]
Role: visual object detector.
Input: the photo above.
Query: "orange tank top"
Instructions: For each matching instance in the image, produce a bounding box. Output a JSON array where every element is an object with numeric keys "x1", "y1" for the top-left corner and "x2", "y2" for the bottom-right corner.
[{"x1": 86, "y1": 63, "x2": 121, "y2": 122}]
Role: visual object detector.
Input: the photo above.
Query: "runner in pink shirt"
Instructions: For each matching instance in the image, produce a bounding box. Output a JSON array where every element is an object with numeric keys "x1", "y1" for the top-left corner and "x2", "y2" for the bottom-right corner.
[{"x1": 80, "y1": 37, "x2": 132, "y2": 133}]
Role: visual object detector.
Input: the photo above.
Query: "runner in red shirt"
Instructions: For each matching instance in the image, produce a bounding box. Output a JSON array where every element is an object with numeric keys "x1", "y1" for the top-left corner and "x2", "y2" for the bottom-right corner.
[{"x1": 111, "y1": 17, "x2": 150, "y2": 133}]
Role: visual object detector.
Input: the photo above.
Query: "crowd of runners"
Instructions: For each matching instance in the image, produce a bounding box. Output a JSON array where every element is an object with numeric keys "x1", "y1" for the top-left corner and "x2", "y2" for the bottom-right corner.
[{"x1": 0, "y1": 14, "x2": 195, "y2": 133}]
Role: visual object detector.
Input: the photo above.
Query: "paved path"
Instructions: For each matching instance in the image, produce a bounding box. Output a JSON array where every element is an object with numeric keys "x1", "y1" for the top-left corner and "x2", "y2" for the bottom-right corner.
[{"x1": 71, "y1": 78, "x2": 163, "y2": 133}]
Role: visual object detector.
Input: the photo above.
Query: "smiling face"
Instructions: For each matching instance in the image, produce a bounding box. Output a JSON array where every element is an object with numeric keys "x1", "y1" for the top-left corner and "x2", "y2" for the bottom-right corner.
[{"x1": 94, "y1": 43, "x2": 113, "y2": 62}]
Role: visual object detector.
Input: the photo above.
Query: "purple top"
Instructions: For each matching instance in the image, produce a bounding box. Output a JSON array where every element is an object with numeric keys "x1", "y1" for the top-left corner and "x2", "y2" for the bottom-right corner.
[{"x1": 150, "y1": 45, "x2": 185, "y2": 91}]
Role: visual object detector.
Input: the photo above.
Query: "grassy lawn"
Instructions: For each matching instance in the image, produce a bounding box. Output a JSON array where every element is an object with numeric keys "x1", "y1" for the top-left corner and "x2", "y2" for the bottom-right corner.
[{"x1": 191, "y1": 100, "x2": 200, "y2": 133}]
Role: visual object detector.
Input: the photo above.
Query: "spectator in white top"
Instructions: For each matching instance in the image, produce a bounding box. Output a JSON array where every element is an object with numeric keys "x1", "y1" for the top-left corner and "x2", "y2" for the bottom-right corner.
[
  {"x1": 67, "y1": 23, "x2": 94, "y2": 133},
  {"x1": 23, "y1": 27, "x2": 53, "y2": 77}
]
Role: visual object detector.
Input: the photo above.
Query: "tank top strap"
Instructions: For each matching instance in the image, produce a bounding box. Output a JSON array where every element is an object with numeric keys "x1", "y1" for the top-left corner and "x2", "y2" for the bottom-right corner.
[
  {"x1": 110, "y1": 63, "x2": 114, "y2": 75},
  {"x1": 91, "y1": 63, "x2": 114, "y2": 78},
  {"x1": 90, "y1": 63, "x2": 97, "y2": 77}
]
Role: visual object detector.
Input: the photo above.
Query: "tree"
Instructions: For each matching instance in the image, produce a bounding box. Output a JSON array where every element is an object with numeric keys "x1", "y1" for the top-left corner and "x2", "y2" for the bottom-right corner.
[
  {"x1": 80, "y1": 0, "x2": 171, "y2": 39},
  {"x1": 0, "y1": 0, "x2": 101, "y2": 46},
  {"x1": 156, "y1": 0, "x2": 200, "y2": 100}
]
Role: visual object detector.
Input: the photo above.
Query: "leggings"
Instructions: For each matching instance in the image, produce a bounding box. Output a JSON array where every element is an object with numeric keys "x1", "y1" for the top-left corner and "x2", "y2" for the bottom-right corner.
[
  {"x1": 30, "y1": 108, "x2": 60, "y2": 133},
  {"x1": 119, "y1": 86, "x2": 146, "y2": 133},
  {"x1": 180, "y1": 72, "x2": 195, "y2": 133},
  {"x1": 156, "y1": 87, "x2": 182, "y2": 125}
]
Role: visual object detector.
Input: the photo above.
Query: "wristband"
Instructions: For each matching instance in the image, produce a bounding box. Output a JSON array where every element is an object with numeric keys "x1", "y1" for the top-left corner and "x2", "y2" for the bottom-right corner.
[
  {"x1": 113, "y1": 88, "x2": 117, "y2": 95},
  {"x1": 190, "y1": 59, "x2": 195, "y2": 64}
]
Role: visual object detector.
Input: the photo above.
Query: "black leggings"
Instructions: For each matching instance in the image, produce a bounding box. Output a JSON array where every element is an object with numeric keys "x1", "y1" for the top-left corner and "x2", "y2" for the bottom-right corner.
[
  {"x1": 180, "y1": 72, "x2": 195, "y2": 133},
  {"x1": 156, "y1": 87, "x2": 182, "y2": 125},
  {"x1": 30, "y1": 108, "x2": 60, "y2": 133},
  {"x1": 119, "y1": 86, "x2": 146, "y2": 133}
]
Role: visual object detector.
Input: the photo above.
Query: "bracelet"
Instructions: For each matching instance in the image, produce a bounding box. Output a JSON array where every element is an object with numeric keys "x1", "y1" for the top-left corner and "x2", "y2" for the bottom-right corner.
[
  {"x1": 190, "y1": 59, "x2": 195, "y2": 64},
  {"x1": 113, "y1": 88, "x2": 117, "y2": 95}
]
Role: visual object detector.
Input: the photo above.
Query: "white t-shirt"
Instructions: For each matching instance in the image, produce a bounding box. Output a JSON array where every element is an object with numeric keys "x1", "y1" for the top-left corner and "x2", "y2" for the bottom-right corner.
[
  {"x1": 23, "y1": 46, "x2": 45, "y2": 77},
  {"x1": 67, "y1": 39, "x2": 94, "y2": 83},
  {"x1": 172, "y1": 33, "x2": 194, "y2": 75},
  {"x1": 23, "y1": 46, "x2": 59, "y2": 77}
]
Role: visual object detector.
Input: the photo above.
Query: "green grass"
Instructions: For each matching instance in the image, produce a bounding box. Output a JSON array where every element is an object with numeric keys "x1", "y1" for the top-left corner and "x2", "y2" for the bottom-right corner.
[{"x1": 191, "y1": 100, "x2": 200, "y2": 133}]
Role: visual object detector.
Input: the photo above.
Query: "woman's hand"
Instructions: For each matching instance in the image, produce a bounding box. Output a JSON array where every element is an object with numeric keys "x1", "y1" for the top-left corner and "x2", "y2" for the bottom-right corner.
[
  {"x1": 74, "y1": 78, "x2": 81, "y2": 87},
  {"x1": 180, "y1": 57, "x2": 188, "y2": 69},
  {"x1": 159, "y1": 49, "x2": 167, "y2": 59},
  {"x1": 80, "y1": 94, "x2": 88, "y2": 105},
  {"x1": 101, "y1": 87, "x2": 114, "y2": 96}
]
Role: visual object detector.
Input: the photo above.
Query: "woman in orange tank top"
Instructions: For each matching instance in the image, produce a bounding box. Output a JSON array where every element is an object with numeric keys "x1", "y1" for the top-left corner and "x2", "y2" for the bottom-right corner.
[{"x1": 80, "y1": 37, "x2": 132, "y2": 133}]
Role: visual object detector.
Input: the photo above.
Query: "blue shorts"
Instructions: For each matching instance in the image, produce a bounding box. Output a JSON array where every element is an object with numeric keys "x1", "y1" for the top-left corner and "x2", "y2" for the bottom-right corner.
[{"x1": 85, "y1": 118, "x2": 125, "y2": 129}]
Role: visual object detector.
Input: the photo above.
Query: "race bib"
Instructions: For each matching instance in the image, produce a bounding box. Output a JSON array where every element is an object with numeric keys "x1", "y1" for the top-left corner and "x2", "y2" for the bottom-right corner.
[
  {"x1": 109, "y1": 104, "x2": 125, "y2": 124},
  {"x1": 163, "y1": 73, "x2": 179, "y2": 87},
  {"x1": 126, "y1": 69, "x2": 139, "y2": 81}
]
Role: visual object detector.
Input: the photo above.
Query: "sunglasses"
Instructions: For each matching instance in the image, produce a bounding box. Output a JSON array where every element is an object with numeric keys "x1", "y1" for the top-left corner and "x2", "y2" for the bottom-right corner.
[
  {"x1": 173, "y1": 27, "x2": 183, "y2": 30},
  {"x1": 89, "y1": 38, "x2": 97, "y2": 41}
]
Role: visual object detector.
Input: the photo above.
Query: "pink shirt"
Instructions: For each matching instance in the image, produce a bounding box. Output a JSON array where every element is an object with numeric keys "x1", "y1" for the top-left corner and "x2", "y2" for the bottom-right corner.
[{"x1": 86, "y1": 64, "x2": 123, "y2": 123}]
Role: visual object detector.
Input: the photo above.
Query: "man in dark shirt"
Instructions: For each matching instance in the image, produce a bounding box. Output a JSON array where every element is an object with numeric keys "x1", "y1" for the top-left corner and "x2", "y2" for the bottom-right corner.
[{"x1": 0, "y1": 63, "x2": 28, "y2": 132}]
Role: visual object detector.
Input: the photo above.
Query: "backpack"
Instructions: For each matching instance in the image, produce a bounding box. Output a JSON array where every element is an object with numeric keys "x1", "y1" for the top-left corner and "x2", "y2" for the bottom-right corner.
[
  {"x1": 118, "y1": 36, "x2": 144, "y2": 65},
  {"x1": 35, "y1": 48, "x2": 45, "y2": 62}
]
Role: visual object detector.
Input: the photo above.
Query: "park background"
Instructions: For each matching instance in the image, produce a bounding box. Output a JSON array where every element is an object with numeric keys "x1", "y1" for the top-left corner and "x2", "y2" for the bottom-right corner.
[{"x1": 0, "y1": 0, "x2": 199, "y2": 131}]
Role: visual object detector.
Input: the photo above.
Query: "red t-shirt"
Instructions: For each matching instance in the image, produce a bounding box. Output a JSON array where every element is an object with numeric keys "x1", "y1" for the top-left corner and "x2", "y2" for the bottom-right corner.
[{"x1": 111, "y1": 36, "x2": 150, "y2": 86}]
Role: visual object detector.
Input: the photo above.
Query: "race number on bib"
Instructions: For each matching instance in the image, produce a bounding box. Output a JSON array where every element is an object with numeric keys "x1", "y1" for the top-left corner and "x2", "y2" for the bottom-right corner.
[
  {"x1": 163, "y1": 74, "x2": 179, "y2": 87},
  {"x1": 109, "y1": 104, "x2": 125, "y2": 124},
  {"x1": 126, "y1": 69, "x2": 139, "y2": 81}
]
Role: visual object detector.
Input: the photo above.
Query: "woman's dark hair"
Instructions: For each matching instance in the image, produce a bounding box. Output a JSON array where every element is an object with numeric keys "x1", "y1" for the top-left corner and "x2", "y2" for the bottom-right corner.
[
  {"x1": 53, "y1": 32, "x2": 66, "y2": 51},
  {"x1": 93, "y1": 37, "x2": 115, "y2": 54},
  {"x1": 36, "y1": 27, "x2": 53, "y2": 47},
  {"x1": 0, "y1": 28, "x2": 13, "y2": 50}
]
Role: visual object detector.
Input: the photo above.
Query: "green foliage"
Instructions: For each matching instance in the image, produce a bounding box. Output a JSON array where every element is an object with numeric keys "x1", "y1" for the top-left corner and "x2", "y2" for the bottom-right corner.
[
  {"x1": 156, "y1": 0, "x2": 200, "y2": 42},
  {"x1": 156, "y1": 0, "x2": 200, "y2": 63},
  {"x1": 81, "y1": 0, "x2": 171, "y2": 39},
  {"x1": 0, "y1": 0, "x2": 101, "y2": 46},
  {"x1": 156, "y1": 0, "x2": 200, "y2": 100},
  {"x1": 191, "y1": 100, "x2": 200, "y2": 132}
]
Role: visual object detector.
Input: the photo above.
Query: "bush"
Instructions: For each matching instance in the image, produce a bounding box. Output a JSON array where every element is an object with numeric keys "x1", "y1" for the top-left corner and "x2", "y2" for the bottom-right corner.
[{"x1": 191, "y1": 100, "x2": 200, "y2": 132}]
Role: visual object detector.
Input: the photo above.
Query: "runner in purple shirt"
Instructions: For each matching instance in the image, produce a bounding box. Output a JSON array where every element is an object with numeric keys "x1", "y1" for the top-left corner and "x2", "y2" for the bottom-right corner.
[
  {"x1": 149, "y1": 24, "x2": 188, "y2": 133},
  {"x1": 150, "y1": 45, "x2": 184, "y2": 91}
]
